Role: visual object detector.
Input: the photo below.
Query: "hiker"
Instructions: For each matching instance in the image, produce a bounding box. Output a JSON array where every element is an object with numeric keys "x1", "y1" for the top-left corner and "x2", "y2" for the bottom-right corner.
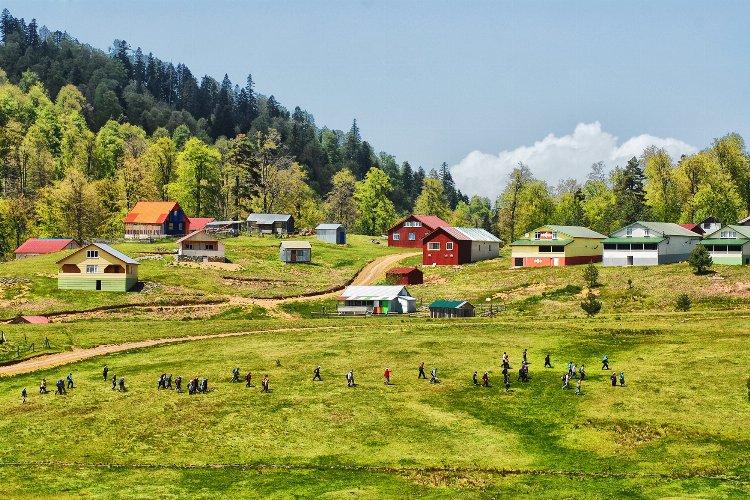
[
  {"x1": 56, "y1": 379, "x2": 66, "y2": 395},
  {"x1": 518, "y1": 364, "x2": 528, "y2": 383},
  {"x1": 544, "y1": 353, "x2": 552, "y2": 368},
  {"x1": 157, "y1": 374, "x2": 165, "y2": 390},
  {"x1": 473, "y1": 371, "x2": 478, "y2": 386},
  {"x1": 66, "y1": 373, "x2": 74, "y2": 389},
  {"x1": 418, "y1": 361, "x2": 426, "y2": 379},
  {"x1": 201, "y1": 378, "x2": 208, "y2": 394},
  {"x1": 21, "y1": 388, "x2": 27, "y2": 403},
  {"x1": 246, "y1": 371, "x2": 253, "y2": 387},
  {"x1": 502, "y1": 365, "x2": 508, "y2": 378},
  {"x1": 312, "y1": 365, "x2": 322, "y2": 381},
  {"x1": 383, "y1": 367, "x2": 392, "y2": 385},
  {"x1": 188, "y1": 378, "x2": 195, "y2": 395},
  {"x1": 346, "y1": 370, "x2": 355, "y2": 387},
  {"x1": 561, "y1": 373, "x2": 569, "y2": 389},
  {"x1": 429, "y1": 368, "x2": 439, "y2": 384},
  {"x1": 261, "y1": 374, "x2": 269, "y2": 393},
  {"x1": 567, "y1": 361, "x2": 573, "y2": 376},
  {"x1": 502, "y1": 352, "x2": 510, "y2": 370},
  {"x1": 118, "y1": 377, "x2": 126, "y2": 392},
  {"x1": 482, "y1": 371, "x2": 489, "y2": 387},
  {"x1": 111, "y1": 374, "x2": 117, "y2": 390},
  {"x1": 232, "y1": 367, "x2": 240, "y2": 383},
  {"x1": 175, "y1": 376, "x2": 182, "y2": 392},
  {"x1": 576, "y1": 379, "x2": 582, "y2": 396},
  {"x1": 165, "y1": 374, "x2": 173, "y2": 389},
  {"x1": 572, "y1": 364, "x2": 577, "y2": 379},
  {"x1": 504, "y1": 372, "x2": 510, "y2": 392},
  {"x1": 602, "y1": 355, "x2": 609, "y2": 370},
  {"x1": 610, "y1": 372, "x2": 617, "y2": 387},
  {"x1": 619, "y1": 371, "x2": 625, "y2": 387},
  {"x1": 103, "y1": 365, "x2": 109, "y2": 381},
  {"x1": 580, "y1": 364, "x2": 586, "y2": 380},
  {"x1": 522, "y1": 349, "x2": 528, "y2": 365},
  {"x1": 39, "y1": 378, "x2": 47, "y2": 394}
]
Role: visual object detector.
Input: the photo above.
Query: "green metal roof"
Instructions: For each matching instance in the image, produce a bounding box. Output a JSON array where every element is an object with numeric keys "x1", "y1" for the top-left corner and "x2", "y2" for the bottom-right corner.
[
  {"x1": 621, "y1": 221, "x2": 701, "y2": 237},
  {"x1": 544, "y1": 225, "x2": 607, "y2": 239},
  {"x1": 705, "y1": 225, "x2": 750, "y2": 239},
  {"x1": 429, "y1": 300, "x2": 472, "y2": 309},
  {"x1": 700, "y1": 238, "x2": 750, "y2": 246},
  {"x1": 602, "y1": 237, "x2": 666, "y2": 244},
  {"x1": 510, "y1": 239, "x2": 573, "y2": 246}
]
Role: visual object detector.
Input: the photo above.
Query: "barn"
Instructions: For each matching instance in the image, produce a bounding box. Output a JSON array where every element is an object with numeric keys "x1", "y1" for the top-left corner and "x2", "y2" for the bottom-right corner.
[
  {"x1": 316, "y1": 223, "x2": 346, "y2": 244},
  {"x1": 280, "y1": 241, "x2": 311, "y2": 263},
  {"x1": 387, "y1": 214, "x2": 449, "y2": 248},
  {"x1": 510, "y1": 225, "x2": 607, "y2": 267},
  {"x1": 247, "y1": 213, "x2": 294, "y2": 235},
  {"x1": 14, "y1": 238, "x2": 80, "y2": 259},
  {"x1": 57, "y1": 243, "x2": 139, "y2": 292},
  {"x1": 176, "y1": 230, "x2": 225, "y2": 262},
  {"x1": 337, "y1": 285, "x2": 417, "y2": 315},
  {"x1": 428, "y1": 300, "x2": 475, "y2": 318},
  {"x1": 124, "y1": 201, "x2": 189, "y2": 239},
  {"x1": 386, "y1": 267, "x2": 423, "y2": 285},
  {"x1": 423, "y1": 227, "x2": 500, "y2": 265}
]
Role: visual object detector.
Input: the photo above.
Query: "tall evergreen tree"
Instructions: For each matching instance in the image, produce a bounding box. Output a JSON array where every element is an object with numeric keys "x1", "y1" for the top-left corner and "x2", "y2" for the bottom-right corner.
[{"x1": 612, "y1": 156, "x2": 648, "y2": 226}]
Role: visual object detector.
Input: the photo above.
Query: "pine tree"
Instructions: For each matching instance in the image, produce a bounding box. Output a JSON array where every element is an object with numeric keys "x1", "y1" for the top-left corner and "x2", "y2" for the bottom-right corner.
[
  {"x1": 675, "y1": 293, "x2": 691, "y2": 311},
  {"x1": 613, "y1": 157, "x2": 648, "y2": 226},
  {"x1": 582, "y1": 262, "x2": 599, "y2": 289},
  {"x1": 688, "y1": 245, "x2": 712, "y2": 275},
  {"x1": 580, "y1": 291, "x2": 602, "y2": 317}
]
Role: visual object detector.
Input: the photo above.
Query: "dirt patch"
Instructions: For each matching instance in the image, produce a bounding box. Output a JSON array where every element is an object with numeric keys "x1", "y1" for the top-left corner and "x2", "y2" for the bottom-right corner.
[
  {"x1": 701, "y1": 280, "x2": 750, "y2": 298},
  {"x1": 423, "y1": 275, "x2": 448, "y2": 285},
  {"x1": 170, "y1": 261, "x2": 244, "y2": 272},
  {"x1": 495, "y1": 283, "x2": 552, "y2": 301}
]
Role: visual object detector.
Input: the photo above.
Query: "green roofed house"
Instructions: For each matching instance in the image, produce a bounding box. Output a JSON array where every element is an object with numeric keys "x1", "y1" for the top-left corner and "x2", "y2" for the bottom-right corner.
[
  {"x1": 429, "y1": 300, "x2": 475, "y2": 318},
  {"x1": 510, "y1": 225, "x2": 606, "y2": 267},
  {"x1": 57, "y1": 243, "x2": 139, "y2": 292},
  {"x1": 700, "y1": 225, "x2": 750, "y2": 265},
  {"x1": 602, "y1": 221, "x2": 701, "y2": 267}
]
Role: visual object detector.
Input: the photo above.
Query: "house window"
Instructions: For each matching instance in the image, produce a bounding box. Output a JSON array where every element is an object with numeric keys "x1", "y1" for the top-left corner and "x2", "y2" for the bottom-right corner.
[
  {"x1": 428, "y1": 242, "x2": 440, "y2": 251},
  {"x1": 408, "y1": 232, "x2": 416, "y2": 241},
  {"x1": 720, "y1": 231, "x2": 737, "y2": 239},
  {"x1": 551, "y1": 232, "x2": 558, "y2": 240},
  {"x1": 186, "y1": 244, "x2": 193, "y2": 250},
  {"x1": 392, "y1": 233, "x2": 400, "y2": 241},
  {"x1": 626, "y1": 228, "x2": 633, "y2": 237},
  {"x1": 644, "y1": 243, "x2": 658, "y2": 250},
  {"x1": 178, "y1": 223, "x2": 183, "y2": 231},
  {"x1": 552, "y1": 246, "x2": 565, "y2": 252},
  {"x1": 86, "y1": 265, "x2": 98, "y2": 273},
  {"x1": 86, "y1": 250, "x2": 99, "y2": 258},
  {"x1": 168, "y1": 223, "x2": 174, "y2": 231},
  {"x1": 644, "y1": 229, "x2": 650, "y2": 237},
  {"x1": 206, "y1": 244, "x2": 214, "y2": 250},
  {"x1": 413, "y1": 221, "x2": 422, "y2": 227},
  {"x1": 703, "y1": 222, "x2": 711, "y2": 229},
  {"x1": 446, "y1": 242, "x2": 454, "y2": 251},
  {"x1": 534, "y1": 232, "x2": 541, "y2": 240}
]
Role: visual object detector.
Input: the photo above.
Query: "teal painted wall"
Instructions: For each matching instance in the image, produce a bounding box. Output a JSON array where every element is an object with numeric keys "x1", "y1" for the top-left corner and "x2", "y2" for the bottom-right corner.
[{"x1": 710, "y1": 254, "x2": 747, "y2": 265}]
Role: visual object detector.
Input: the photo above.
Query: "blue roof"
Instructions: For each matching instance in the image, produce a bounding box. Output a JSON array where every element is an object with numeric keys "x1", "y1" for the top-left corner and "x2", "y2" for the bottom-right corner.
[
  {"x1": 92, "y1": 243, "x2": 139, "y2": 265},
  {"x1": 316, "y1": 223, "x2": 344, "y2": 230}
]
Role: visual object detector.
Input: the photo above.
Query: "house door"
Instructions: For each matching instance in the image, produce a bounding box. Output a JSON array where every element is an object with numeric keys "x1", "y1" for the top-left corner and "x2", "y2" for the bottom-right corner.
[
  {"x1": 290, "y1": 250, "x2": 297, "y2": 263},
  {"x1": 553, "y1": 258, "x2": 559, "y2": 266},
  {"x1": 514, "y1": 257, "x2": 523, "y2": 267},
  {"x1": 95, "y1": 280, "x2": 102, "y2": 291},
  {"x1": 626, "y1": 255, "x2": 634, "y2": 266},
  {"x1": 338, "y1": 231, "x2": 345, "y2": 244}
]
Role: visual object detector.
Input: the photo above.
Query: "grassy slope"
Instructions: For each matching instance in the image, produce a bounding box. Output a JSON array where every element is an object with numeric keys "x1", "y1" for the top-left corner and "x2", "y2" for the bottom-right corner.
[{"x1": 0, "y1": 316, "x2": 749, "y2": 498}]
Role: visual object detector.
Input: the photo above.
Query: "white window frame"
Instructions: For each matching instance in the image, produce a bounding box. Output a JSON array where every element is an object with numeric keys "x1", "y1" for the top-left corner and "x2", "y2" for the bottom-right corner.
[
  {"x1": 551, "y1": 232, "x2": 558, "y2": 240},
  {"x1": 413, "y1": 221, "x2": 422, "y2": 227},
  {"x1": 534, "y1": 232, "x2": 541, "y2": 240},
  {"x1": 86, "y1": 250, "x2": 99, "y2": 258},
  {"x1": 392, "y1": 233, "x2": 400, "y2": 241},
  {"x1": 446, "y1": 242, "x2": 454, "y2": 251},
  {"x1": 408, "y1": 232, "x2": 416, "y2": 241},
  {"x1": 720, "y1": 231, "x2": 737, "y2": 239},
  {"x1": 626, "y1": 228, "x2": 633, "y2": 237},
  {"x1": 428, "y1": 242, "x2": 440, "y2": 251},
  {"x1": 86, "y1": 265, "x2": 98, "y2": 273},
  {"x1": 644, "y1": 229, "x2": 650, "y2": 236}
]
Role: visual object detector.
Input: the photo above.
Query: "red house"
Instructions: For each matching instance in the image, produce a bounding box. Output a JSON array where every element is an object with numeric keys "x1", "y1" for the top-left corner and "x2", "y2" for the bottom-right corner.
[
  {"x1": 14, "y1": 238, "x2": 80, "y2": 259},
  {"x1": 387, "y1": 215, "x2": 449, "y2": 248},
  {"x1": 386, "y1": 267, "x2": 424, "y2": 285},
  {"x1": 423, "y1": 227, "x2": 501, "y2": 266}
]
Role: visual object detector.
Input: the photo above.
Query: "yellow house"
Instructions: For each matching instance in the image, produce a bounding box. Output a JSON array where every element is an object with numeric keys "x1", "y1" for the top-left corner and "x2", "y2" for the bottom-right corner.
[
  {"x1": 57, "y1": 243, "x2": 139, "y2": 292},
  {"x1": 510, "y1": 225, "x2": 606, "y2": 267}
]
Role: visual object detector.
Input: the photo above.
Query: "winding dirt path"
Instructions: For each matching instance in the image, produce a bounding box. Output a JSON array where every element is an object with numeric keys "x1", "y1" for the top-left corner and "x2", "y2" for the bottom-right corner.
[{"x1": 0, "y1": 251, "x2": 420, "y2": 377}]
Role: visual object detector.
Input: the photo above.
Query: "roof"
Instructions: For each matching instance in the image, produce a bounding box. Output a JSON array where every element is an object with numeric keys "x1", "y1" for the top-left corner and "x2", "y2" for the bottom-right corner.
[
  {"x1": 280, "y1": 241, "x2": 311, "y2": 249},
  {"x1": 700, "y1": 238, "x2": 750, "y2": 246},
  {"x1": 429, "y1": 300, "x2": 473, "y2": 309},
  {"x1": 542, "y1": 225, "x2": 607, "y2": 239},
  {"x1": 679, "y1": 223, "x2": 703, "y2": 234},
  {"x1": 706, "y1": 225, "x2": 750, "y2": 239},
  {"x1": 316, "y1": 223, "x2": 344, "y2": 230},
  {"x1": 124, "y1": 201, "x2": 181, "y2": 224},
  {"x1": 386, "y1": 267, "x2": 421, "y2": 275},
  {"x1": 57, "y1": 243, "x2": 139, "y2": 265},
  {"x1": 188, "y1": 217, "x2": 215, "y2": 230},
  {"x1": 738, "y1": 214, "x2": 750, "y2": 225},
  {"x1": 176, "y1": 230, "x2": 217, "y2": 244},
  {"x1": 205, "y1": 220, "x2": 243, "y2": 226},
  {"x1": 15, "y1": 315, "x2": 50, "y2": 324},
  {"x1": 429, "y1": 226, "x2": 501, "y2": 242},
  {"x1": 338, "y1": 285, "x2": 412, "y2": 300},
  {"x1": 624, "y1": 221, "x2": 701, "y2": 237},
  {"x1": 510, "y1": 239, "x2": 574, "y2": 246},
  {"x1": 602, "y1": 237, "x2": 666, "y2": 244},
  {"x1": 247, "y1": 213, "x2": 292, "y2": 224},
  {"x1": 389, "y1": 214, "x2": 450, "y2": 232},
  {"x1": 14, "y1": 238, "x2": 77, "y2": 255}
]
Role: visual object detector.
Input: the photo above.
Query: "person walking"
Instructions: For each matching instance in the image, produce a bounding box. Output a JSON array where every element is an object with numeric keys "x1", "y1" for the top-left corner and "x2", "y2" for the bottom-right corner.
[
  {"x1": 261, "y1": 374, "x2": 269, "y2": 393},
  {"x1": 619, "y1": 371, "x2": 625, "y2": 387},
  {"x1": 103, "y1": 365, "x2": 109, "y2": 381},
  {"x1": 544, "y1": 353, "x2": 552, "y2": 368},
  {"x1": 39, "y1": 378, "x2": 47, "y2": 394},
  {"x1": 576, "y1": 379, "x2": 582, "y2": 396},
  {"x1": 580, "y1": 364, "x2": 586, "y2": 380},
  {"x1": 245, "y1": 371, "x2": 252, "y2": 387},
  {"x1": 418, "y1": 362, "x2": 426, "y2": 379},
  {"x1": 21, "y1": 388, "x2": 27, "y2": 403},
  {"x1": 66, "y1": 373, "x2": 74, "y2": 389},
  {"x1": 429, "y1": 368, "x2": 438, "y2": 384},
  {"x1": 610, "y1": 372, "x2": 617, "y2": 387},
  {"x1": 118, "y1": 377, "x2": 126, "y2": 392},
  {"x1": 602, "y1": 355, "x2": 609, "y2": 370},
  {"x1": 175, "y1": 376, "x2": 182, "y2": 392},
  {"x1": 383, "y1": 367, "x2": 392, "y2": 385},
  {"x1": 157, "y1": 374, "x2": 165, "y2": 390},
  {"x1": 522, "y1": 349, "x2": 528, "y2": 365},
  {"x1": 482, "y1": 371, "x2": 489, "y2": 387},
  {"x1": 312, "y1": 365, "x2": 322, "y2": 381},
  {"x1": 165, "y1": 374, "x2": 173, "y2": 389},
  {"x1": 567, "y1": 361, "x2": 573, "y2": 376},
  {"x1": 232, "y1": 367, "x2": 240, "y2": 383},
  {"x1": 504, "y1": 373, "x2": 510, "y2": 392},
  {"x1": 111, "y1": 374, "x2": 117, "y2": 390},
  {"x1": 346, "y1": 370, "x2": 355, "y2": 387},
  {"x1": 572, "y1": 364, "x2": 577, "y2": 378},
  {"x1": 473, "y1": 371, "x2": 478, "y2": 386}
]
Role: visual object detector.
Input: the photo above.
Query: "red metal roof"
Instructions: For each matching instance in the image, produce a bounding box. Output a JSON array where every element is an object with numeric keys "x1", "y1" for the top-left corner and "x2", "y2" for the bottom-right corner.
[
  {"x1": 188, "y1": 217, "x2": 215, "y2": 231},
  {"x1": 15, "y1": 238, "x2": 77, "y2": 255},
  {"x1": 124, "y1": 201, "x2": 181, "y2": 224},
  {"x1": 389, "y1": 214, "x2": 450, "y2": 232},
  {"x1": 433, "y1": 226, "x2": 472, "y2": 241},
  {"x1": 679, "y1": 223, "x2": 704, "y2": 234},
  {"x1": 386, "y1": 267, "x2": 421, "y2": 275},
  {"x1": 18, "y1": 316, "x2": 50, "y2": 324}
]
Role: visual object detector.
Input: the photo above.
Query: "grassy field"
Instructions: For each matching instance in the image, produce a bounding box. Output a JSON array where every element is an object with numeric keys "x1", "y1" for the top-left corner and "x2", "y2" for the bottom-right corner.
[{"x1": 0, "y1": 314, "x2": 749, "y2": 498}]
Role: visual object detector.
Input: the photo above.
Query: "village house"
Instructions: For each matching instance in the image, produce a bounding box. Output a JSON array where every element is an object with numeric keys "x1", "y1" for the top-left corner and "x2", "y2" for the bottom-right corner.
[
  {"x1": 602, "y1": 221, "x2": 700, "y2": 267},
  {"x1": 205, "y1": 220, "x2": 244, "y2": 236},
  {"x1": 387, "y1": 214, "x2": 449, "y2": 248},
  {"x1": 337, "y1": 285, "x2": 417, "y2": 315},
  {"x1": 247, "y1": 213, "x2": 294, "y2": 235},
  {"x1": 14, "y1": 238, "x2": 80, "y2": 259},
  {"x1": 678, "y1": 223, "x2": 704, "y2": 235},
  {"x1": 386, "y1": 267, "x2": 423, "y2": 285},
  {"x1": 428, "y1": 300, "x2": 475, "y2": 318},
  {"x1": 316, "y1": 223, "x2": 346, "y2": 244},
  {"x1": 510, "y1": 225, "x2": 606, "y2": 267},
  {"x1": 279, "y1": 241, "x2": 311, "y2": 263},
  {"x1": 57, "y1": 243, "x2": 139, "y2": 292},
  {"x1": 699, "y1": 225, "x2": 750, "y2": 265},
  {"x1": 124, "y1": 201, "x2": 189, "y2": 239},
  {"x1": 176, "y1": 230, "x2": 225, "y2": 262},
  {"x1": 696, "y1": 216, "x2": 722, "y2": 235},
  {"x1": 423, "y1": 227, "x2": 500, "y2": 265}
]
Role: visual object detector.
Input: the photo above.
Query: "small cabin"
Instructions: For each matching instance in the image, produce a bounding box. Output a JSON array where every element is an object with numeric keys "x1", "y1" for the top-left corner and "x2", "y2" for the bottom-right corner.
[
  {"x1": 280, "y1": 241, "x2": 311, "y2": 263},
  {"x1": 176, "y1": 230, "x2": 225, "y2": 262},
  {"x1": 337, "y1": 285, "x2": 417, "y2": 315},
  {"x1": 247, "y1": 213, "x2": 294, "y2": 234},
  {"x1": 57, "y1": 243, "x2": 139, "y2": 292},
  {"x1": 429, "y1": 300, "x2": 475, "y2": 318},
  {"x1": 204, "y1": 220, "x2": 244, "y2": 236},
  {"x1": 316, "y1": 223, "x2": 346, "y2": 244},
  {"x1": 386, "y1": 267, "x2": 423, "y2": 285}
]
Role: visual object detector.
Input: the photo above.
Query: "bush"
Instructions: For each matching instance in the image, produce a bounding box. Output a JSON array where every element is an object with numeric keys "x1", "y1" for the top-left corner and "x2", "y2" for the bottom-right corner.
[
  {"x1": 675, "y1": 293, "x2": 691, "y2": 311},
  {"x1": 582, "y1": 262, "x2": 599, "y2": 288},
  {"x1": 580, "y1": 291, "x2": 602, "y2": 317},
  {"x1": 688, "y1": 245, "x2": 713, "y2": 274}
]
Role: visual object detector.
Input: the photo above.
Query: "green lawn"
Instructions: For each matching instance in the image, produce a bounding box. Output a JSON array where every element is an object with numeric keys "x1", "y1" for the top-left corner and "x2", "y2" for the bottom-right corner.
[{"x1": 0, "y1": 315, "x2": 749, "y2": 498}]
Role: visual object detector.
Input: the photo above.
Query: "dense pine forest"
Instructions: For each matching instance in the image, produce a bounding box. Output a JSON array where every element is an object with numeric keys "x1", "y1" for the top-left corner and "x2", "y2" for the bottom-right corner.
[{"x1": 0, "y1": 8, "x2": 748, "y2": 258}]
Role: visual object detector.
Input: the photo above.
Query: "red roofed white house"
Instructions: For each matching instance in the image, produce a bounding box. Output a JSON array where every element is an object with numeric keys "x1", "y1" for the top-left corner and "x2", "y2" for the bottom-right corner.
[
  {"x1": 14, "y1": 238, "x2": 80, "y2": 259},
  {"x1": 387, "y1": 214, "x2": 450, "y2": 248},
  {"x1": 423, "y1": 227, "x2": 501, "y2": 265},
  {"x1": 124, "y1": 201, "x2": 189, "y2": 239}
]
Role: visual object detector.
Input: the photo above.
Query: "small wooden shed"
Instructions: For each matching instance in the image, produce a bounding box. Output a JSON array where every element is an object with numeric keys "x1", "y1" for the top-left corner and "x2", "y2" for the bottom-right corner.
[
  {"x1": 280, "y1": 241, "x2": 311, "y2": 263},
  {"x1": 316, "y1": 223, "x2": 346, "y2": 244},
  {"x1": 386, "y1": 267, "x2": 423, "y2": 285},
  {"x1": 429, "y1": 300, "x2": 475, "y2": 318}
]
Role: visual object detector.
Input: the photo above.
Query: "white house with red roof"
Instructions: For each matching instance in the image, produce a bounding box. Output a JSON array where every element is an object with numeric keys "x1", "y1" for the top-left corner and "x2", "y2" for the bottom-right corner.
[
  {"x1": 387, "y1": 214, "x2": 450, "y2": 248},
  {"x1": 14, "y1": 238, "x2": 80, "y2": 259}
]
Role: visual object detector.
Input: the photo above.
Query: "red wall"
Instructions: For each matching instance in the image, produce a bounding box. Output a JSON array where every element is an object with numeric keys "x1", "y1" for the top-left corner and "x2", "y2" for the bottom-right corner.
[
  {"x1": 388, "y1": 271, "x2": 423, "y2": 285},
  {"x1": 516, "y1": 255, "x2": 602, "y2": 267},
  {"x1": 388, "y1": 221, "x2": 437, "y2": 247},
  {"x1": 423, "y1": 233, "x2": 472, "y2": 265}
]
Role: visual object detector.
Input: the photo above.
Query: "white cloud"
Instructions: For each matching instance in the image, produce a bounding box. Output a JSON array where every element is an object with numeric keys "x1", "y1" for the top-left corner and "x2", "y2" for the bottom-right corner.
[{"x1": 450, "y1": 122, "x2": 698, "y2": 199}]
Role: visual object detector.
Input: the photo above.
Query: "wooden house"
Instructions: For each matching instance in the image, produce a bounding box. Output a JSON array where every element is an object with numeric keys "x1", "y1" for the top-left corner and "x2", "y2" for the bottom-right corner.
[
  {"x1": 386, "y1": 267, "x2": 423, "y2": 285},
  {"x1": 510, "y1": 225, "x2": 606, "y2": 267},
  {"x1": 602, "y1": 222, "x2": 700, "y2": 266},
  {"x1": 423, "y1": 227, "x2": 500, "y2": 266},
  {"x1": 176, "y1": 230, "x2": 225, "y2": 262},
  {"x1": 124, "y1": 201, "x2": 189, "y2": 239},
  {"x1": 57, "y1": 243, "x2": 139, "y2": 292},
  {"x1": 14, "y1": 238, "x2": 80, "y2": 259},
  {"x1": 387, "y1": 214, "x2": 449, "y2": 248},
  {"x1": 247, "y1": 213, "x2": 294, "y2": 234},
  {"x1": 337, "y1": 285, "x2": 416, "y2": 315},
  {"x1": 316, "y1": 223, "x2": 346, "y2": 244},
  {"x1": 280, "y1": 241, "x2": 311, "y2": 263},
  {"x1": 429, "y1": 300, "x2": 475, "y2": 318},
  {"x1": 699, "y1": 225, "x2": 750, "y2": 265}
]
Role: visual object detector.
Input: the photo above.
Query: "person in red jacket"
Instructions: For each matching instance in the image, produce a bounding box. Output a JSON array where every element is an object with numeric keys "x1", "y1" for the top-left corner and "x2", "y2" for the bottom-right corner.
[{"x1": 383, "y1": 368, "x2": 392, "y2": 385}]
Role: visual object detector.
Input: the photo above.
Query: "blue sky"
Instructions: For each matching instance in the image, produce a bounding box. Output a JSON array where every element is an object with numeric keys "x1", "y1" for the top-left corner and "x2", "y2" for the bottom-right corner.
[{"x1": 4, "y1": 0, "x2": 748, "y2": 197}]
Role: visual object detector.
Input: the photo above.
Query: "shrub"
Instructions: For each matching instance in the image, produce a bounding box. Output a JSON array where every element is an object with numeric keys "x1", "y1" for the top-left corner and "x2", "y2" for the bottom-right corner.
[
  {"x1": 675, "y1": 293, "x2": 691, "y2": 311},
  {"x1": 688, "y1": 245, "x2": 713, "y2": 274},
  {"x1": 580, "y1": 291, "x2": 602, "y2": 317},
  {"x1": 582, "y1": 262, "x2": 599, "y2": 288}
]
